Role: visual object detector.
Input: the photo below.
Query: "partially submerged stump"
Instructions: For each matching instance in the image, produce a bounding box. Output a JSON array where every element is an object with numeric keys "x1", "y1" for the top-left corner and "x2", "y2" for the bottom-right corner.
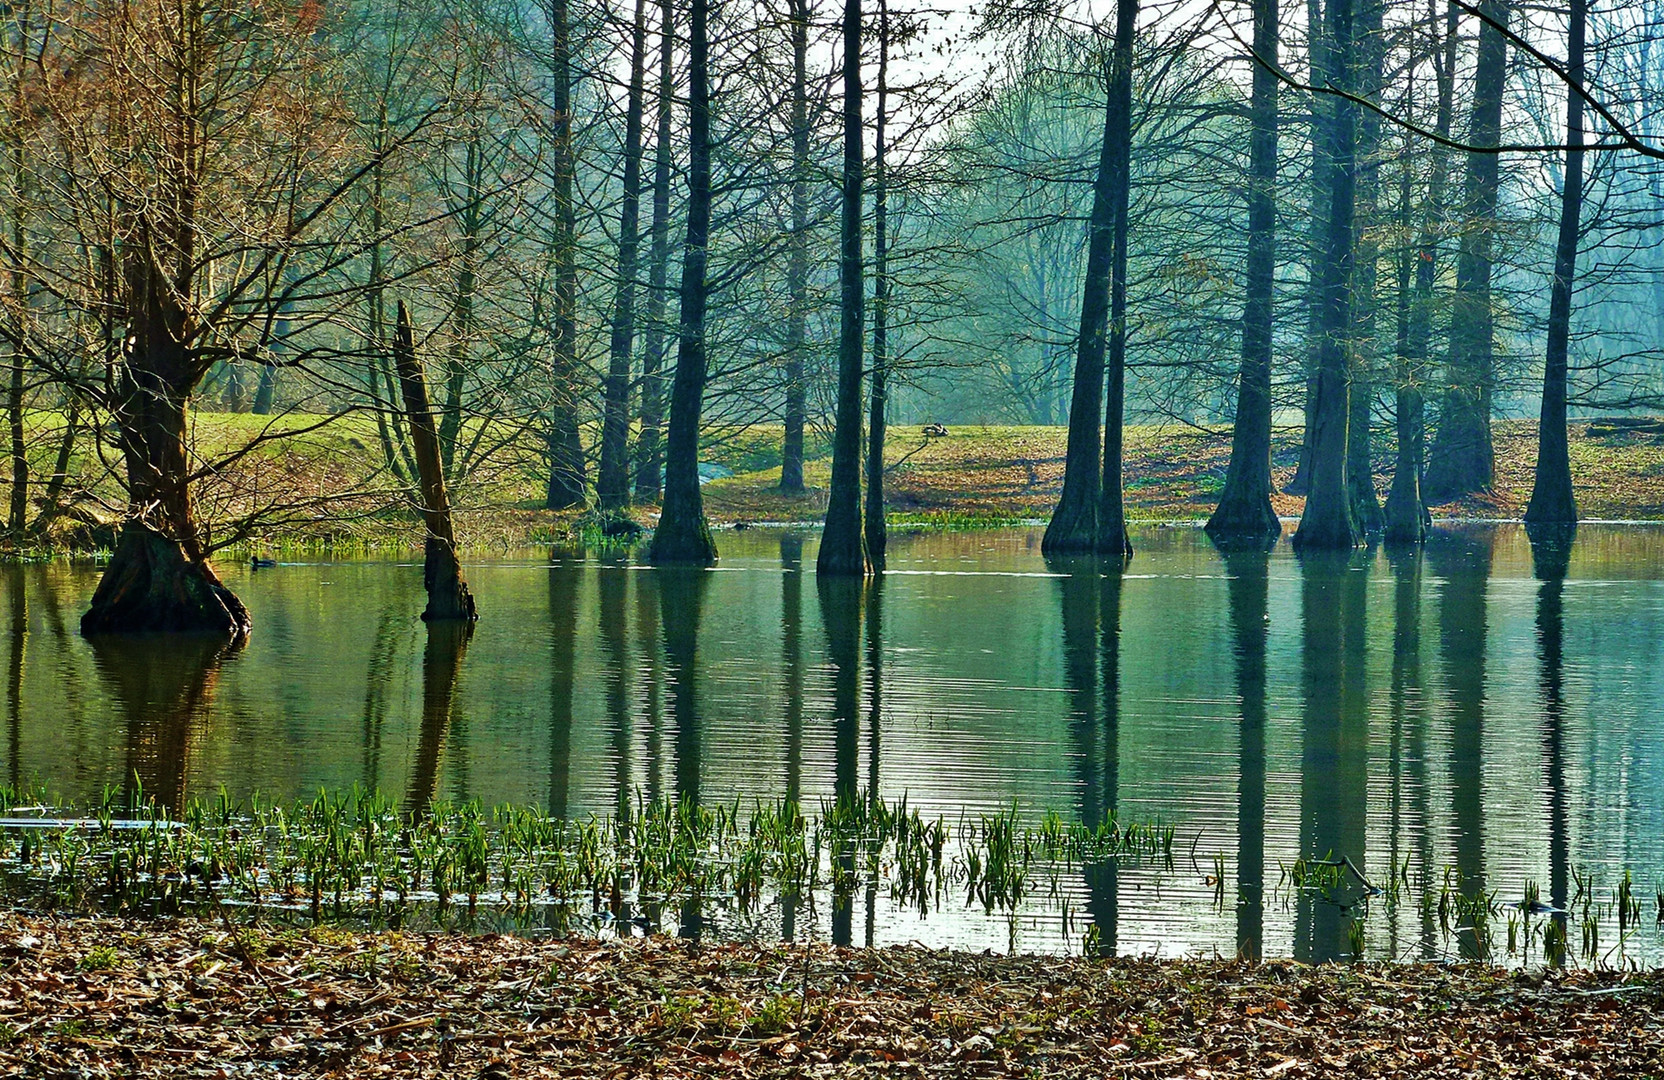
[
  {"x1": 80, "y1": 523, "x2": 251, "y2": 639},
  {"x1": 393, "y1": 301, "x2": 477, "y2": 623}
]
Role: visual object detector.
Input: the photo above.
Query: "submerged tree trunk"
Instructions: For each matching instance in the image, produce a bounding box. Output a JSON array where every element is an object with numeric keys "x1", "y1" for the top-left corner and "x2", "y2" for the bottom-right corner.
[
  {"x1": 1292, "y1": 0, "x2": 1360, "y2": 551},
  {"x1": 1425, "y1": 0, "x2": 1508, "y2": 503},
  {"x1": 780, "y1": 0, "x2": 810, "y2": 494},
  {"x1": 1346, "y1": 0, "x2": 1385, "y2": 533},
  {"x1": 865, "y1": 0, "x2": 889, "y2": 571},
  {"x1": 1524, "y1": 0, "x2": 1585, "y2": 526},
  {"x1": 634, "y1": 0, "x2": 675, "y2": 503},
  {"x1": 1385, "y1": 0, "x2": 1457, "y2": 543},
  {"x1": 545, "y1": 0, "x2": 587, "y2": 510},
  {"x1": 648, "y1": 0, "x2": 718, "y2": 565},
  {"x1": 393, "y1": 302, "x2": 476, "y2": 622},
  {"x1": 817, "y1": 0, "x2": 869, "y2": 578},
  {"x1": 1206, "y1": 0, "x2": 1281, "y2": 547},
  {"x1": 597, "y1": 0, "x2": 650, "y2": 511},
  {"x1": 1097, "y1": 0, "x2": 1138, "y2": 560}
]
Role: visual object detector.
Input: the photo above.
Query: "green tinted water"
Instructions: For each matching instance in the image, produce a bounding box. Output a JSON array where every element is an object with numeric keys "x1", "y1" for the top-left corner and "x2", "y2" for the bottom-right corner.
[{"x1": 3, "y1": 524, "x2": 1662, "y2": 962}]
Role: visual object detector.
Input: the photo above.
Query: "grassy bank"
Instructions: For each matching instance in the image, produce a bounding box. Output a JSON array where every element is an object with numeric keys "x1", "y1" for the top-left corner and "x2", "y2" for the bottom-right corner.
[
  {"x1": 3, "y1": 912, "x2": 1660, "y2": 1078},
  {"x1": 15, "y1": 413, "x2": 1664, "y2": 555}
]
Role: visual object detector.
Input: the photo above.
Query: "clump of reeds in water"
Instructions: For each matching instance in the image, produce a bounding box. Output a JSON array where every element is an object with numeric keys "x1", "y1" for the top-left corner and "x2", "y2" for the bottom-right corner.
[{"x1": 0, "y1": 783, "x2": 1178, "y2": 938}]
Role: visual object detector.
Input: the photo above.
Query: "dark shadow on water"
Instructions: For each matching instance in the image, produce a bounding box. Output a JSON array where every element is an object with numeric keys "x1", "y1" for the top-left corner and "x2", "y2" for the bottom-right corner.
[
  {"x1": 1385, "y1": 545, "x2": 1436, "y2": 959},
  {"x1": 1294, "y1": 548, "x2": 1370, "y2": 962},
  {"x1": 599, "y1": 557, "x2": 634, "y2": 823},
  {"x1": 547, "y1": 554, "x2": 582, "y2": 822},
  {"x1": 864, "y1": 576, "x2": 885, "y2": 948},
  {"x1": 780, "y1": 534, "x2": 805, "y2": 940},
  {"x1": 87, "y1": 631, "x2": 244, "y2": 813},
  {"x1": 1047, "y1": 554, "x2": 1120, "y2": 956},
  {"x1": 1529, "y1": 524, "x2": 1575, "y2": 957},
  {"x1": 1220, "y1": 548, "x2": 1269, "y2": 961},
  {"x1": 406, "y1": 621, "x2": 473, "y2": 814},
  {"x1": 1427, "y1": 526, "x2": 1495, "y2": 959},
  {"x1": 817, "y1": 573, "x2": 865, "y2": 948},
  {"x1": 659, "y1": 565, "x2": 711, "y2": 938},
  {"x1": 4, "y1": 566, "x2": 24, "y2": 792}
]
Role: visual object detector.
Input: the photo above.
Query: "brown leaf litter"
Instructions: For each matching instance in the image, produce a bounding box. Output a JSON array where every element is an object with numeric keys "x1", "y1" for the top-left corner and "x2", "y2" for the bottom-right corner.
[{"x1": 1, "y1": 912, "x2": 1659, "y2": 1078}]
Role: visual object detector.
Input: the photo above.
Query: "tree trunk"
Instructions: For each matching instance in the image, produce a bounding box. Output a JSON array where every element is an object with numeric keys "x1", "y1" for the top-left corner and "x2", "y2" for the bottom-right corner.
[
  {"x1": 864, "y1": 0, "x2": 889, "y2": 571},
  {"x1": 1206, "y1": 0, "x2": 1281, "y2": 547},
  {"x1": 545, "y1": 0, "x2": 588, "y2": 510},
  {"x1": 780, "y1": 0, "x2": 810, "y2": 494},
  {"x1": 84, "y1": 243, "x2": 250, "y2": 638},
  {"x1": 1346, "y1": 0, "x2": 1385, "y2": 533},
  {"x1": 634, "y1": 0, "x2": 675, "y2": 503},
  {"x1": 1424, "y1": 0, "x2": 1508, "y2": 503},
  {"x1": 1385, "y1": 0, "x2": 1457, "y2": 543},
  {"x1": 1385, "y1": 148, "x2": 1426, "y2": 544},
  {"x1": 1524, "y1": 0, "x2": 1584, "y2": 526},
  {"x1": 1286, "y1": 0, "x2": 1328, "y2": 498},
  {"x1": 1292, "y1": 0, "x2": 1360, "y2": 551},
  {"x1": 598, "y1": 0, "x2": 651, "y2": 511},
  {"x1": 393, "y1": 302, "x2": 477, "y2": 623},
  {"x1": 1097, "y1": 0, "x2": 1138, "y2": 560},
  {"x1": 1042, "y1": 44, "x2": 1123, "y2": 554},
  {"x1": 439, "y1": 139, "x2": 481, "y2": 477},
  {"x1": 817, "y1": 0, "x2": 869, "y2": 578},
  {"x1": 648, "y1": 0, "x2": 718, "y2": 565},
  {"x1": 6, "y1": 14, "x2": 28, "y2": 543}
]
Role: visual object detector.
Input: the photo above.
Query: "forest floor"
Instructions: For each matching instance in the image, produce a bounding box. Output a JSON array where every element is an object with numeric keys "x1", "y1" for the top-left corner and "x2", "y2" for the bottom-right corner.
[
  {"x1": 16, "y1": 413, "x2": 1664, "y2": 554},
  {"x1": 3, "y1": 912, "x2": 1660, "y2": 1078},
  {"x1": 697, "y1": 419, "x2": 1664, "y2": 528}
]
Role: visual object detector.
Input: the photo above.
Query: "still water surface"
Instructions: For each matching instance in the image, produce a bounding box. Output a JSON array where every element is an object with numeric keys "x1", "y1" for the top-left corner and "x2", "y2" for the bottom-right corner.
[{"x1": 3, "y1": 524, "x2": 1662, "y2": 962}]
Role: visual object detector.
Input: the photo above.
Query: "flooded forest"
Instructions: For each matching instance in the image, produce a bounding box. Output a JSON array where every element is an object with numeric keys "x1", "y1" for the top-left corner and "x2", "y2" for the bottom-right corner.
[{"x1": 0, "y1": 0, "x2": 1663, "y2": 996}]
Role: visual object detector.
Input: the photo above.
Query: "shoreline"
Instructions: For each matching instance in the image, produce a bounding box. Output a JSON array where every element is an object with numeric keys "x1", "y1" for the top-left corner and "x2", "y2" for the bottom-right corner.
[{"x1": 4, "y1": 912, "x2": 1659, "y2": 1077}]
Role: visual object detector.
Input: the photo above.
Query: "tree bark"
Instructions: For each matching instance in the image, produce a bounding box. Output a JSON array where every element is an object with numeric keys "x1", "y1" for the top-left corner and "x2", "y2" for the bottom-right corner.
[
  {"x1": 780, "y1": 0, "x2": 810, "y2": 494},
  {"x1": 1292, "y1": 0, "x2": 1361, "y2": 551},
  {"x1": 817, "y1": 0, "x2": 869, "y2": 578},
  {"x1": 393, "y1": 302, "x2": 477, "y2": 623},
  {"x1": 1524, "y1": 0, "x2": 1584, "y2": 526},
  {"x1": 545, "y1": 0, "x2": 588, "y2": 510},
  {"x1": 864, "y1": 0, "x2": 889, "y2": 571},
  {"x1": 1097, "y1": 0, "x2": 1137, "y2": 561},
  {"x1": 1206, "y1": 0, "x2": 1281, "y2": 547},
  {"x1": 598, "y1": 0, "x2": 651, "y2": 511},
  {"x1": 648, "y1": 0, "x2": 719, "y2": 565},
  {"x1": 634, "y1": 0, "x2": 675, "y2": 503},
  {"x1": 439, "y1": 139, "x2": 481, "y2": 478},
  {"x1": 1385, "y1": 0, "x2": 1458, "y2": 543},
  {"x1": 83, "y1": 246, "x2": 249, "y2": 639},
  {"x1": 1042, "y1": 35, "x2": 1122, "y2": 554},
  {"x1": 1424, "y1": 0, "x2": 1508, "y2": 503},
  {"x1": 1346, "y1": 0, "x2": 1385, "y2": 533},
  {"x1": 1286, "y1": 0, "x2": 1328, "y2": 498}
]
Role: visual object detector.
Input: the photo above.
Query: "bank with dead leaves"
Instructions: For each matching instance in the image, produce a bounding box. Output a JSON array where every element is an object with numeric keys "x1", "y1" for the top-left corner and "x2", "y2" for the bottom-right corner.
[{"x1": 1, "y1": 913, "x2": 1660, "y2": 1078}]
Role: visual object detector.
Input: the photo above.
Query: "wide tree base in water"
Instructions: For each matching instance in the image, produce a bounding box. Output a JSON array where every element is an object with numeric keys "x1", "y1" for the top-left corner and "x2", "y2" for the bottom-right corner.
[
  {"x1": 80, "y1": 523, "x2": 251, "y2": 639},
  {"x1": 4, "y1": 912, "x2": 1659, "y2": 1078}
]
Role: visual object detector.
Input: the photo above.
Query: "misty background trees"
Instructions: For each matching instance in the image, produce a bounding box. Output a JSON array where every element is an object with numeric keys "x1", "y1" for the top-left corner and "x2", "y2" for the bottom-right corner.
[{"x1": 0, "y1": 0, "x2": 1659, "y2": 621}]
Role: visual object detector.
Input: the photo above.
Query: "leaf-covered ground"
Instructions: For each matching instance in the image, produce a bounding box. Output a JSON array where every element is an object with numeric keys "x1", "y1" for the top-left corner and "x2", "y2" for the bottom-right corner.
[
  {"x1": 3, "y1": 913, "x2": 1660, "y2": 1078},
  {"x1": 699, "y1": 419, "x2": 1664, "y2": 527}
]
